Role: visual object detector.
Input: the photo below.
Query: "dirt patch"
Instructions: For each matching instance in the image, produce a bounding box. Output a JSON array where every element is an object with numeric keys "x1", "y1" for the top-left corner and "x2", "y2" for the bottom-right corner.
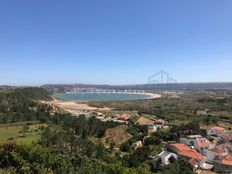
[
  {"x1": 50, "y1": 100, "x2": 112, "y2": 113},
  {"x1": 101, "y1": 125, "x2": 132, "y2": 148},
  {"x1": 136, "y1": 116, "x2": 156, "y2": 125},
  {"x1": 200, "y1": 171, "x2": 218, "y2": 174}
]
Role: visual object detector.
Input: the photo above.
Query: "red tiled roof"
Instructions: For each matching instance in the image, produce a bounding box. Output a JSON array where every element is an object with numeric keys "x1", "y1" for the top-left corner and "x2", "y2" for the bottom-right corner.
[
  {"x1": 170, "y1": 143, "x2": 191, "y2": 151},
  {"x1": 169, "y1": 143, "x2": 204, "y2": 161},
  {"x1": 117, "y1": 114, "x2": 131, "y2": 121},
  {"x1": 211, "y1": 126, "x2": 225, "y2": 131},
  {"x1": 196, "y1": 137, "x2": 210, "y2": 148},
  {"x1": 219, "y1": 156, "x2": 232, "y2": 166},
  {"x1": 136, "y1": 117, "x2": 155, "y2": 125},
  {"x1": 221, "y1": 159, "x2": 232, "y2": 166},
  {"x1": 179, "y1": 149, "x2": 204, "y2": 161}
]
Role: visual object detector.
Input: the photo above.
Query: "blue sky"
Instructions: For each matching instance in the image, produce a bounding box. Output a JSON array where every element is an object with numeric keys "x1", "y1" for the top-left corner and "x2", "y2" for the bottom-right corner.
[{"x1": 0, "y1": 0, "x2": 232, "y2": 85}]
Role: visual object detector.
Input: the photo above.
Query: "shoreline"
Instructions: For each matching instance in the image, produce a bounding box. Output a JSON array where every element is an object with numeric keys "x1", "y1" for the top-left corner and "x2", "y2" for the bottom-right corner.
[
  {"x1": 51, "y1": 92, "x2": 161, "y2": 114},
  {"x1": 140, "y1": 92, "x2": 161, "y2": 99},
  {"x1": 50, "y1": 99, "x2": 112, "y2": 113},
  {"x1": 57, "y1": 92, "x2": 161, "y2": 101}
]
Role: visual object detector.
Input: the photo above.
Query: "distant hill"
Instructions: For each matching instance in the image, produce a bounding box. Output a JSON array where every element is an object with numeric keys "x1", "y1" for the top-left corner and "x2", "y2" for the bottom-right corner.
[
  {"x1": 42, "y1": 82, "x2": 232, "y2": 93},
  {"x1": 0, "y1": 85, "x2": 17, "y2": 90}
]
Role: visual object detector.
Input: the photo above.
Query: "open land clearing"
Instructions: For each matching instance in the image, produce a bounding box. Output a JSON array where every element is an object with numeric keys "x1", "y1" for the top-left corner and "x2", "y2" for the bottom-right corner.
[
  {"x1": 101, "y1": 125, "x2": 132, "y2": 148},
  {"x1": 50, "y1": 100, "x2": 112, "y2": 114},
  {"x1": 0, "y1": 121, "x2": 46, "y2": 144}
]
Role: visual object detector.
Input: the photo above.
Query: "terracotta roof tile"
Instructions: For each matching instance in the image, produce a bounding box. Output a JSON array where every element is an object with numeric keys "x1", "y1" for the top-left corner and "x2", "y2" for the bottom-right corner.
[
  {"x1": 169, "y1": 143, "x2": 191, "y2": 151},
  {"x1": 179, "y1": 149, "x2": 204, "y2": 161},
  {"x1": 217, "y1": 155, "x2": 232, "y2": 166},
  {"x1": 221, "y1": 159, "x2": 232, "y2": 166},
  {"x1": 219, "y1": 156, "x2": 232, "y2": 166},
  {"x1": 211, "y1": 126, "x2": 225, "y2": 131},
  {"x1": 196, "y1": 137, "x2": 210, "y2": 147},
  {"x1": 136, "y1": 117, "x2": 157, "y2": 125}
]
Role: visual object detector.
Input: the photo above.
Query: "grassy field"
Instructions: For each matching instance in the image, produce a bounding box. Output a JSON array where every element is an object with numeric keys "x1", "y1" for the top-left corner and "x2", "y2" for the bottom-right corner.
[{"x1": 0, "y1": 121, "x2": 47, "y2": 144}]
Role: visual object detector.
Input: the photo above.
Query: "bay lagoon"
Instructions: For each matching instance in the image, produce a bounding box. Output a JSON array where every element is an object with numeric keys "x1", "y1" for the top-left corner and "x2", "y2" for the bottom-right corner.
[{"x1": 55, "y1": 92, "x2": 156, "y2": 102}]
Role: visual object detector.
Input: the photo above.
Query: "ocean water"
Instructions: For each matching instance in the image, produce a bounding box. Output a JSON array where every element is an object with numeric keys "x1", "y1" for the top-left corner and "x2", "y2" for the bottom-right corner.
[{"x1": 54, "y1": 92, "x2": 151, "y2": 102}]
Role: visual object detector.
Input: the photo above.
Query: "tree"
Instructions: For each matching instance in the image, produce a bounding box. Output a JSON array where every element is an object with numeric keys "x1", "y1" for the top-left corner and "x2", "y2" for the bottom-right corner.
[
  {"x1": 161, "y1": 159, "x2": 194, "y2": 174},
  {"x1": 124, "y1": 147, "x2": 150, "y2": 168},
  {"x1": 0, "y1": 143, "x2": 72, "y2": 174},
  {"x1": 120, "y1": 141, "x2": 131, "y2": 152},
  {"x1": 144, "y1": 136, "x2": 161, "y2": 146}
]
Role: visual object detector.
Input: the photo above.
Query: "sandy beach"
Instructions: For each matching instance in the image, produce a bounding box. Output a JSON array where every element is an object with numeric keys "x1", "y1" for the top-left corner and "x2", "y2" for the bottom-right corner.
[
  {"x1": 50, "y1": 100, "x2": 112, "y2": 113},
  {"x1": 51, "y1": 92, "x2": 161, "y2": 114},
  {"x1": 141, "y1": 92, "x2": 161, "y2": 99}
]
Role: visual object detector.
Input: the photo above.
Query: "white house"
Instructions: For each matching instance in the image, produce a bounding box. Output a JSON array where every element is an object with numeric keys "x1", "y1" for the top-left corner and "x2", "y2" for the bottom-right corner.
[
  {"x1": 167, "y1": 143, "x2": 207, "y2": 169},
  {"x1": 132, "y1": 141, "x2": 143, "y2": 149},
  {"x1": 207, "y1": 126, "x2": 225, "y2": 137},
  {"x1": 153, "y1": 119, "x2": 167, "y2": 129},
  {"x1": 180, "y1": 135, "x2": 210, "y2": 156},
  {"x1": 157, "y1": 150, "x2": 178, "y2": 165},
  {"x1": 151, "y1": 151, "x2": 178, "y2": 170},
  {"x1": 147, "y1": 125, "x2": 157, "y2": 132},
  {"x1": 136, "y1": 117, "x2": 167, "y2": 131}
]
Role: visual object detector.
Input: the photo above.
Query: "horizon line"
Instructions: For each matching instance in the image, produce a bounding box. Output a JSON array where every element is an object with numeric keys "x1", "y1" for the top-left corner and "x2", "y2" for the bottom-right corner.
[{"x1": 1, "y1": 81, "x2": 232, "y2": 87}]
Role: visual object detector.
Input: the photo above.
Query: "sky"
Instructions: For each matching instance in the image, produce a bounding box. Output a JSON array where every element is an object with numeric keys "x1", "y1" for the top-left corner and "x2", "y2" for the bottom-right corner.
[{"x1": 0, "y1": 0, "x2": 232, "y2": 86}]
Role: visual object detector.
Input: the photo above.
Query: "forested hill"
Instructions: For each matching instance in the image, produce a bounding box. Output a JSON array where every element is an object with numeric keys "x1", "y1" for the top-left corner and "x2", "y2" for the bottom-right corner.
[
  {"x1": 0, "y1": 87, "x2": 52, "y2": 101},
  {"x1": 0, "y1": 88, "x2": 52, "y2": 124}
]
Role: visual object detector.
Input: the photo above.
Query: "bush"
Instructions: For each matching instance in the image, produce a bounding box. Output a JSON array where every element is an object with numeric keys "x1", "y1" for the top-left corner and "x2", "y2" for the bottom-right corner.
[
  {"x1": 120, "y1": 142, "x2": 131, "y2": 152},
  {"x1": 144, "y1": 136, "x2": 161, "y2": 146}
]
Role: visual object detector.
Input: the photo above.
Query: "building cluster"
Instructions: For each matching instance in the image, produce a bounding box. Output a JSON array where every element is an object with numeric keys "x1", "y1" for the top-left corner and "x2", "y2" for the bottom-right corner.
[
  {"x1": 77, "y1": 110, "x2": 232, "y2": 173},
  {"x1": 152, "y1": 126, "x2": 232, "y2": 173},
  {"x1": 68, "y1": 88, "x2": 146, "y2": 94},
  {"x1": 88, "y1": 112, "x2": 132, "y2": 124},
  {"x1": 136, "y1": 116, "x2": 169, "y2": 132}
]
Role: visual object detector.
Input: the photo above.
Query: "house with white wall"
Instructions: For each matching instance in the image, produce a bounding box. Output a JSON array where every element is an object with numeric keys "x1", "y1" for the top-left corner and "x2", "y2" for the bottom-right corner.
[
  {"x1": 180, "y1": 135, "x2": 210, "y2": 156},
  {"x1": 207, "y1": 126, "x2": 226, "y2": 137},
  {"x1": 167, "y1": 143, "x2": 207, "y2": 169},
  {"x1": 151, "y1": 150, "x2": 178, "y2": 170}
]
